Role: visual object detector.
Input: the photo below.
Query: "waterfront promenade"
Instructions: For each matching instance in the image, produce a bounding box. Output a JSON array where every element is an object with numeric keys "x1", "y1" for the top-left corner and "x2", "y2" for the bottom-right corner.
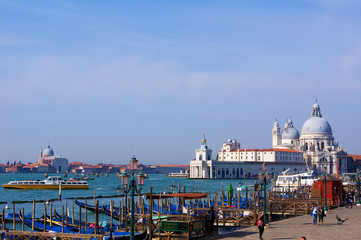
[{"x1": 213, "y1": 205, "x2": 361, "y2": 240}]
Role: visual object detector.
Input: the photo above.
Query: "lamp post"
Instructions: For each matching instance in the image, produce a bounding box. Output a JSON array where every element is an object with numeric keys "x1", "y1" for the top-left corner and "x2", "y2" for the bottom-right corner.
[
  {"x1": 258, "y1": 162, "x2": 271, "y2": 224},
  {"x1": 357, "y1": 169, "x2": 361, "y2": 205},
  {"x1": 322, "y1": 166, "x2": 328, "y2": 212},
  {"x1": 120, "y1": 156, "x2": 145, "y2": 240}
]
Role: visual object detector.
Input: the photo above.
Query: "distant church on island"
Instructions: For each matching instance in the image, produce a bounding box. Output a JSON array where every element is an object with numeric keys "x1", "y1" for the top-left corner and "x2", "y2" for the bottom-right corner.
[
  {"x1": 189, "y1": 100, "x2": 348, "y2": 179},
  {"x1": 38, "y1": 144, "x2": 69, "y2": 173}
]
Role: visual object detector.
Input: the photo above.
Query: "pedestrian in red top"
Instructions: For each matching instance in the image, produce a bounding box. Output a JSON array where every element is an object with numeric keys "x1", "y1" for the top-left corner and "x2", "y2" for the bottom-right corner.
[{"x1": 257, "y1": 212, "x2": 265, "y2": 240}]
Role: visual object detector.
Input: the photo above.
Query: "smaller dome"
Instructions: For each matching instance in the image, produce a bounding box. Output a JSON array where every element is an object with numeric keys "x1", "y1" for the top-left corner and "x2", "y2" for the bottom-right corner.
[
  {"x1": 282, "y1": 127, "x2": 300, "y2": 139},
  {"x1": 43, "y1": 144, "x2": 54, "y2": 157}
]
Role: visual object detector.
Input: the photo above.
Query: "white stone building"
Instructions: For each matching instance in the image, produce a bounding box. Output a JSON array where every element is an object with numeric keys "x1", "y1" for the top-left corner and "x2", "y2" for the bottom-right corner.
[
  {"x1": 190, "y1": 100, "x2": 348, "y2": 179},
  {"x1": 190, "y1": 138, "x2": 305, "y2": 179}
]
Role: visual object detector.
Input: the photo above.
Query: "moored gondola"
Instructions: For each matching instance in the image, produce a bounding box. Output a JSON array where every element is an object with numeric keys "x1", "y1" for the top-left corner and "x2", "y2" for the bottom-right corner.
[{"x1": 74, "y1": 200, "x2": 104, "y2": 213}]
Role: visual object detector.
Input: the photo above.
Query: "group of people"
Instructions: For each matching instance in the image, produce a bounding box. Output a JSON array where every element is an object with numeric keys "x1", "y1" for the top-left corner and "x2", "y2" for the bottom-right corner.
[{"x1": 311, "y1": 204, "x2": 326, "y2": 225}]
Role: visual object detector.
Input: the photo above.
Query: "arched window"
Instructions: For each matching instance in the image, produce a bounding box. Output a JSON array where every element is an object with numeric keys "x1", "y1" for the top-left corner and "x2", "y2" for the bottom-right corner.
[
  {"x1": 305, "y1": 142, "x2": 308, "y2": 151},
  {"x1": 199, "y1": 155, "x2": 202, "y2": 160},
  {"x1": 321, "y1": 142, "x2": 325, "y2": 150}
]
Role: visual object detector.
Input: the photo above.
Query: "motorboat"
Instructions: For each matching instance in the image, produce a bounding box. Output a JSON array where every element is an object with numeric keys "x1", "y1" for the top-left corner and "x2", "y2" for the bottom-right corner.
[
  {"x1": 274, "y1": 168, "x2": 317, "y2": 191},
  {"x1": 2, "y1": 176, "x2": 89, "y2": 190}
]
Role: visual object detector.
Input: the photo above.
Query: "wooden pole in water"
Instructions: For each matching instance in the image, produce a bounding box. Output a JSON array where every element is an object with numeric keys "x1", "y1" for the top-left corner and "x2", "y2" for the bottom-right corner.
[
  {"x1": 32, "y1": 200, "x2": 35, "y2": 231},
  {"x1": 157, "y1": 198, "x2": 160, "y2": 215},
  {"x1": 79, "y1": 204, "x2": 82, "y2": 234},
  {"x1": 62, "y1": 206, "x2": 64, "y2": 233},
  {"x1": 110, "y1": 200, "x2": 113, "y2": 230},
  {"x1": 215, "y1": 192, "x2": 218, "y2": 208},
  {"x1": 59, "y1": 183, "x2": 62, "y2": 201},
  {"x1": 65, "y1": 201, "x2": 68, "y2": 226},
  {"x1": 50, "y1": 201, "x2": 53, "y2": 226},
  {"x1": 237, "y1": 191, "x2": 240, "y2": 209},
  {"x1": 43, "y1": 200, "x2": 46, "y2": 232},
  {"x1": 95, "y1": 200, "x2": 99, "y2": 234},
  {"x1": 85, "y1": 200, "x2": 88, "y2": 228},
  {"x1": 12, "y1": 202, "x2": 15, "y2": 231},
  {"x1": 94, "y1": 188, "x2": 96, "y2": 206},
  {"x1": 72, "y1": 201, "x2": 74, "y2": 225},
  {"x1": 22, "y1": 208, "x2": 24, "y2": 231},
  {"x1": 245, "y1": 185, "x2": 248, "y2": 209},
  {"x1": 2, "y1": 208, "x2": 5, "y2": 230},
  {"x1": 149, "y1": 187, "x2": 153, "y2": 240}
]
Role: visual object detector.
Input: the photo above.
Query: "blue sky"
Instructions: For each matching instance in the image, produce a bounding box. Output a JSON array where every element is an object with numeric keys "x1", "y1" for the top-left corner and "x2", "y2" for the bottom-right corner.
[{"x1": 0, "y1": 0, "x2": 361, "y2": 165}]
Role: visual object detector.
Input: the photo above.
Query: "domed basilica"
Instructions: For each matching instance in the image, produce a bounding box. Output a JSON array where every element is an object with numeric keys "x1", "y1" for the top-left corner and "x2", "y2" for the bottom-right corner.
[{"x1": 272, "y1": 100, "x2": 347, "y2": 175}]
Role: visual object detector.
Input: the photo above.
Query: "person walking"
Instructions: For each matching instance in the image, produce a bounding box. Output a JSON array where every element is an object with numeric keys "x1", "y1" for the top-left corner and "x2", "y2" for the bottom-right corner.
[
  {"x1": 311, "y1": 205, "x2": 318, "y2": 225},
  {"x1": 318, "y1": 205, "x2": 325, "y2": 225},
  {"x1": 257, "y1": 212, "x2": 265, "y2": 240},
  {"x1": 345, "y1": 193, "x2": 349, "y2": 208},
  {"x1": 349, "y1": 192, "x2": 353, "y2": 208}
]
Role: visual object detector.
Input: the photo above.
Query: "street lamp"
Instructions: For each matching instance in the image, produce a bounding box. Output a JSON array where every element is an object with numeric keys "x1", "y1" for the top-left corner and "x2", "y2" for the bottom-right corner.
[
  {"x1": 321, "y1": 166, "x2": 328, "y2": 212},
  {"x1": 258, "y1": 162, "x2": 271, "y2": 224},
  {"x1": 120, "y1": 156, "x2": 145, "y2": 240},
  {"x1": 357, "y1": 169, "x2": 361, "y2": 205}
]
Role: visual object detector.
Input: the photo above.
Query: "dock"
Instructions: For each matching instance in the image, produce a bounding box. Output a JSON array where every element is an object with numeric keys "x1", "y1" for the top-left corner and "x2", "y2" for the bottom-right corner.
[{"x1": 211, "y1": 205, "x2": 361, "y2": 240}]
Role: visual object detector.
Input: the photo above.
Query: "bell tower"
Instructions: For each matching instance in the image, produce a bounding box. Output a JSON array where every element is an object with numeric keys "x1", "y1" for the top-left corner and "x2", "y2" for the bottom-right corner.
[{"x1": 272, "y1": 119, "x2": 281, "y2": 147}]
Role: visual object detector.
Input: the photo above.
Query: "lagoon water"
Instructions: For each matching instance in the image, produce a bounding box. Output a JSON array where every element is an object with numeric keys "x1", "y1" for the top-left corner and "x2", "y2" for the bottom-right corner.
[{"x1": 0, "y1": 173, "x2": 256, "y2": 212}]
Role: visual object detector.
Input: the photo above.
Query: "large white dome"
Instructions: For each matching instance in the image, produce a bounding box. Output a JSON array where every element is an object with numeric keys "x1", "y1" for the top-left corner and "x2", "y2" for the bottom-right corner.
[{"x1": 301, "y1": 117, "x2": 332, "y2": 136}]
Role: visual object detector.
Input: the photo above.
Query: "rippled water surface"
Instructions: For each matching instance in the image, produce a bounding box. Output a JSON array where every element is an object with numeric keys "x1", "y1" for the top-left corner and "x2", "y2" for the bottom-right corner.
[{"x1": 0, "y1": 173, "x2": 257, "y2": 220}]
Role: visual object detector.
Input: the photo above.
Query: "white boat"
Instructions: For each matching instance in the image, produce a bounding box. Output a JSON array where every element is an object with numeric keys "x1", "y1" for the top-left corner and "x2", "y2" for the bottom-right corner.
[
  {"x1": 168, "y1": 170, "x2": 189, "y2": 178},
  {"x1": 168, "y1": 172, "x2": 189, "y2": 178},
  {"x1": 236, "y1": 184, "x2": 254, "y2": 192},
  {"x1": 3, "y1": 176, "x2": 89, "y2": 190},
  {"x1": 274, "y1": 168, "x2": 317, "y2": 191}
]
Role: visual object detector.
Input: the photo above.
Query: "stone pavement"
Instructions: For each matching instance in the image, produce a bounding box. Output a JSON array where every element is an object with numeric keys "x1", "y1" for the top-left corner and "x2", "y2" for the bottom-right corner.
[{"x1": 212, "y1": 205, "x2": 361, "y2": 240}]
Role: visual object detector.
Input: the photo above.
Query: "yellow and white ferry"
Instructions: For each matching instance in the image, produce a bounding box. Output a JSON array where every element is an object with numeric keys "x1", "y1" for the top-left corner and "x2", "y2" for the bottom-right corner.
[{"x1": 2, "y1": 176, "x2": 89, "y2": 190}]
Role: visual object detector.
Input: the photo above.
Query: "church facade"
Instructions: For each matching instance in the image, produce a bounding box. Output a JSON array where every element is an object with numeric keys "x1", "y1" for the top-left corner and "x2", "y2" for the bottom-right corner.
[
  {"x1": 272, "y1": 101, "x2": 347, "y2": 175},
  {"x1": 38, "y1": 144, "x2": 69, "y2": 173},
  {"x1": 189, "y1": 101, "x2": 348, "y2": 179}
]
